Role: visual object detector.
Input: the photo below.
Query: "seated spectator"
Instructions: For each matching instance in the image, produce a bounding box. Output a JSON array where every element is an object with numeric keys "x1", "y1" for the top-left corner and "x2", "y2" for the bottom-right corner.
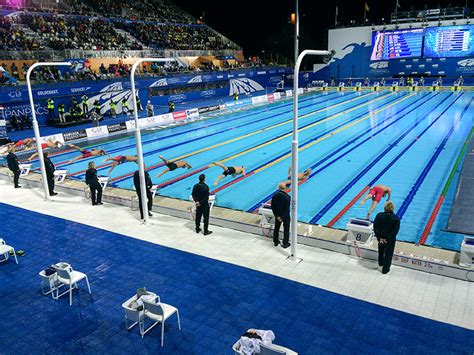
[{"x1": 9, "y1": 112, "x2": 21, "y2": 131}]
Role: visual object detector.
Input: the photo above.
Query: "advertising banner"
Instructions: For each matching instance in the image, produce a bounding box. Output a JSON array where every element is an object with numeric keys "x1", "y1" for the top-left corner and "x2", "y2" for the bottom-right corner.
[
  {"x1": 62, "y1": 129, "x2": 88, "y2": 142},
  {"x1": 107, "y1": 122, "x2": 127, "y2": 134},
  {"x1": 86, "y1": 126, "x2": 109, "y2": 138},
  {"x1": 186, "y1": 108, "x2": 199, "y2": 119},
  {"x1": 172, "y1": 110, "x2": 187, "y2": 121}
]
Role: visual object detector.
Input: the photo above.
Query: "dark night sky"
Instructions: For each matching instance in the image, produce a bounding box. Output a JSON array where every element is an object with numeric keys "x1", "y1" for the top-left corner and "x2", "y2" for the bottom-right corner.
[{"x1": 173, "y1": 0, "x2": 470, "y2": 62}]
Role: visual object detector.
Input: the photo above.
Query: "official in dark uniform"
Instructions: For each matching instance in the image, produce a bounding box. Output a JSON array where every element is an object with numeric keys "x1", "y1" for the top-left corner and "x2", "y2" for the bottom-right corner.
[
  {"x1": 85, "y1": 161, "x2": 103, "y2": 206},
  {"x1": 192, "y1": 174, "x2": 212, "y2": 235},
  {"x1": 271, "y1": 183, "x2": 291, "y2": 248},
  {"x1": 43, "y1": 152, "x2": 57, "y2": 196},
  {"x1": 374, "y1": 201, "x2": 400, "y2": 274},
  {"x1": 6, "y1": 147, "x2": 21, "y2": 188},
  {"x1": 133, "y1": 169, "x2": 153, "y2": 220}
]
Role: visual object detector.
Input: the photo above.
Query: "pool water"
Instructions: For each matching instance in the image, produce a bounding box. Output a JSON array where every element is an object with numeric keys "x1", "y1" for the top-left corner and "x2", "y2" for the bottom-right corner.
[{"x1": 42, "y1": 90, "x2": 473, "y2": 251}]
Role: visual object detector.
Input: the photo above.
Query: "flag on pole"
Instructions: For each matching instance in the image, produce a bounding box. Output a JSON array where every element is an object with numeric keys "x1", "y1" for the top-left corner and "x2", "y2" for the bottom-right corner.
[
  {"x1": 335, "y1": 5, "x2": 339, "y2": 27},
  {"x1": 364, "y1": 2, "x2": 369, "y2": 21},
  {"x1": 365, "y1": 2, "x2": 370, "y2": 12}
]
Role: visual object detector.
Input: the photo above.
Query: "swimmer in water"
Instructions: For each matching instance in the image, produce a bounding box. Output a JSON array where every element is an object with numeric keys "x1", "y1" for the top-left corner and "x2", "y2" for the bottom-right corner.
[
  {"x1": 360, "y1": 184, "x2": 392, "y2": 220},
  {"x1": 103, "y1": 155, "x2": 138, "y2": 175},
  {"x1": 156, "y1": 155, "x2": 192, "y2": 177},
  {"x1": 27, "y1": 138, "x2": 64, "y2": 161},
  {"x1": 213, "y1": 161, "x2": 246, "y2": 186},
  {"x1": 282, "y1": 166, "x2": 312, "y2": 186},
  {"x1": 67, "y1": 144, "x2": 107, "y2": 163}
]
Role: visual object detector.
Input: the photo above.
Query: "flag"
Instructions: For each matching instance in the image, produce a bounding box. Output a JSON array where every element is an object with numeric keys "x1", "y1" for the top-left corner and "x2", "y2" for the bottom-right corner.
[
  {"x1": 365, "y1": 2, "x2": 370, "y2": 12},
  {"x1": 396, "y1": 0, "x2": 400, "y2": 8},
  {"x1": 335, "y1": 5, "x2": 339, "y2": 26}
]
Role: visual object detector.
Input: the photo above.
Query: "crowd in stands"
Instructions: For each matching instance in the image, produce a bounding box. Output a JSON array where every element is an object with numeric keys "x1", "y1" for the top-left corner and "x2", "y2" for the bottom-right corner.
[
  {"x1": 0, "y1": 15, "x2": 41, "y2": 51},
  {"x1": 19, "y1": 14, "x2": 141, "y2": 51},
  {"x1": 83, "y1": 0, "x2": 191, "y2": 23},
  {"x1": 115, "y1": 21, "x2": 236, "y2": 50}
]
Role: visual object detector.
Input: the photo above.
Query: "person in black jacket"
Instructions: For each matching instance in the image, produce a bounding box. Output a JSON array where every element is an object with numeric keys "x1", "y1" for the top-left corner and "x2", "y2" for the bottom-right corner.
[
  {"x1": 6, "y1": 147, "x2": 21, "y2": 188},
  {"x1": 373, "y1": 201, "x2": 400, "y2": 274},
  {"x1": 43, "y1": 152, "x2": 57, "y2": 196},
  {"x1": 85, "y1": 161, "x2": 103, "y2": 206},
  {"x1": 192, "y1": 174, "x2": 212, "y2": 235},
  {"x1": 133, "y1": 168, "x2": 153, "y2": 220},
  {"x1": 271, "y1": 183, "x2": 291, "y2": 248}
]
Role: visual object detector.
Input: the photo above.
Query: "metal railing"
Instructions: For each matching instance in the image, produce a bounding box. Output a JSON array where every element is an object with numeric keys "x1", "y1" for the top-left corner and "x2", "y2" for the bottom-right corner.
[{"x1": 391, "y1": 7, "x2": 470, "y2": 24}]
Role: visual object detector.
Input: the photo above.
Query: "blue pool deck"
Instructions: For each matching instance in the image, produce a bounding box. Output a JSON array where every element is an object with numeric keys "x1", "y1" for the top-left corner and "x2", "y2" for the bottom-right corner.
[{"x1": 0, "y1": 181, "x2": 473, "y2": 354}]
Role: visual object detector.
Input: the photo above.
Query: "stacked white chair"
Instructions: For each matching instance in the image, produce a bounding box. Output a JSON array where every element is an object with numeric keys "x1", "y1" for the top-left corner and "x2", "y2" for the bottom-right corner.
[
  {"x1": 55, "y1": 263, "x2": 92, "y2": 306},
  {"x1": 142, "y1": 297, "x2": 181, "y2": 347}
]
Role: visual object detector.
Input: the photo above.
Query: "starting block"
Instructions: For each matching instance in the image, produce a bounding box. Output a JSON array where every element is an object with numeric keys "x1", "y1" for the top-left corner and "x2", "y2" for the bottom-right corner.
[
  {"x1": 338, "y1": 82, "x2": 345, "y2": 91},
  {"x1": 98, "y1": 176, "x2": 109, "y2": 190},
  {"x1": 53, "y1": 170, "x2": 68, "y2": 184},
  {"x1": 19, "y1": 164, "x2": 31, "y2": 177},
  {"x1": 391, "y1": 82, "x2": 399, "y2": 91},
  {"x1": 354, "y1": 82, "x2": 362, "y2": 91},
  {"x1": 151, "y1": 185, "x2": 159, "y2": 198},
  {"x1": 459, "y1": 236, "x2": 474, "y2": 267},
  {"x1": 258, "y1": 203, "x2": 275, "y2": 237},
  {"x1": 346, "y1": 218, "x2": 374, "y2": 245},
  {"x1": 8, "y1": 163, "x2": 31, "y2": 182}
]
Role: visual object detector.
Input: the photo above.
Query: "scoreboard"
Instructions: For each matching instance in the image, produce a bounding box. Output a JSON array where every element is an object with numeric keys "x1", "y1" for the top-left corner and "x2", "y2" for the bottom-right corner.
[
  {"x1": 371, "y1": 28, "x2": 423, "y2": 60},
  {"x1": 423, "y1": 25, "x2": 474, "y2": 58}
]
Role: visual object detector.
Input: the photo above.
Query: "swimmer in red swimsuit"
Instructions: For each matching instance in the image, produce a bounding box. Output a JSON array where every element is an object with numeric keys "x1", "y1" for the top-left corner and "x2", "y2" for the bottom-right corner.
[
  {"x1": 103, "y1": 155, "x2": 138, "y2": 175},
  {"x1": 27, "y1": 139, "x2": 64, "y2": 161},
  {"x1": 360, "y1": 184, "x2": 392, "y2": 220},
  {"x1": 67, "y1": 144, "x2": 107, "y2": 163}
]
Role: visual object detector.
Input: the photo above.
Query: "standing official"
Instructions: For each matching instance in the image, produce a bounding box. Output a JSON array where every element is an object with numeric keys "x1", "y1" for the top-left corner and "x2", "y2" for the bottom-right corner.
[
  {"x1": 374, "y1": 201, "x2": 400, "y2": 274},
  {"x1": 6, "y1": 147, "x2": 21, "y2": 188},
  {"x1": 133, "y1": 169, "x2": 153, "y2": 220},
  {"x1": 192, "y1": 174, "x2": 212, "y2": 235},
  {"x1": 271, "y1": 183, "x2": 291, "y2": 248},
  {"x1": 81, "y1": 95, "x2": 89, "y2": 114},
  {"x1": 43, "y1": 152, "x2": 57, "y2": 196},
  {"x1": 146, "y1": 100, "x2": 154, "y2": 117},
  {"x1": 47, "y1": 97, "x2": 55, "y2": 119},
  {"x1": 85, "y1": 161, "x2": 103, "y2": 206}
]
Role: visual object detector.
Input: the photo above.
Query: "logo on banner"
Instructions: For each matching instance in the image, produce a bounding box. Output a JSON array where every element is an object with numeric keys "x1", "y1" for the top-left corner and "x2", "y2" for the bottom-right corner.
[
  {"x1": 170, "y1": 94, "x2": 186, "y2": 102},
  {"x1": 37, "y1": 89, "x2": 59, "y2": 96},
  {"x1": 369, "y1": 62, "x2": 389, "y2": 69},
  {"x1": 173, "y1": 111, "x2": 187, "y2": 120},
  {"x1": 71, "y1": 87, "x2": 91, "y2": 93},
  {"x1": 107, "y1": 122, "x2": 127, "y2": 133},
  {"x1": 458, "y1": 59, "x2": 474, "y2": 67},
  {"x1": 8, "y1": 90, "x2": 22, "y2": 99},
  {"x1": 201, "y1": 90, "x2": 215, "y2": 98},
  {"x1": 150, "y1": 78, "x2": 168, "y2": 87},
  {"x1": 198, "y1": 106, "x2": 210, "y2": 114},
  {"x1": 188, "y1": 76, "x2": 202, "y2": 83},
  {"x1": 229, "y1": 78, "x2": 264, "y2": 95},
  {"x1": 186, "y1": 108, "x2": 199, "y2": 118},
  {"x1": 63, "y1": 129, "x2": 87, "y2": 142}
]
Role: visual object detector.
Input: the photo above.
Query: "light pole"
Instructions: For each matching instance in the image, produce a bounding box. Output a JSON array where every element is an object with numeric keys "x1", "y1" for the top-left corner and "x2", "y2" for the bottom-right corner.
[
  {"x1": 26, "y1": 62, "x2": 71, "y2": 200},
  {"x1": 291, "y1": 49, "x2": 331, "y2": 259},
  {"x1": 130, "y1": 58, "x2": 172, "y2": 223}
]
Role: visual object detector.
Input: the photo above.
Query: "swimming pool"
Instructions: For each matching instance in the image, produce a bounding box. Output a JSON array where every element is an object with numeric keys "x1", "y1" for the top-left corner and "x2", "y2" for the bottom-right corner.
[{"x1": 42, "y1": 90, "x2": 473, "y2": 251}]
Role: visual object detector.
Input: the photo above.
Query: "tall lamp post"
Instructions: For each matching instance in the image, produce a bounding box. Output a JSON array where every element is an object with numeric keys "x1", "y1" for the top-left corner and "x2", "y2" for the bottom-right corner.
[
  {"x1": 26, "y1": 62, "x2": 71, "y2": 200},
  {"x1": 291, "y1": 49, "x2": 331, "y2": 259},
  {"x1": 130, "y1": 58, "x2": 172, "y2": 223}
]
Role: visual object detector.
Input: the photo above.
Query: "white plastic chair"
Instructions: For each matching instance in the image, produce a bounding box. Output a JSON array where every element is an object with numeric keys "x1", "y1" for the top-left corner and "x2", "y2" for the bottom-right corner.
[
  {"x1": 55, "y1": 264, "x2": 92, "y2": 305},
  {"x1": 142, "y1": 298, "x2": 181, "y2": 347},
  {"x1": 122, "y1": 292, "x2": 157, "y2": 334},
  {"x1": 0, "y1": 238, "x2": 18, "y2": 264}
]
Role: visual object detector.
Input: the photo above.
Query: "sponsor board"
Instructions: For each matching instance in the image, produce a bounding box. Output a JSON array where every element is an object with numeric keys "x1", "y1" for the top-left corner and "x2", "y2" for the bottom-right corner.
[
  {"x1": 251, "y1": 95, "x2": 268, "y2": 105},
  {"x1": 40, "y1": 134, "x2": 64, "y2": 146},
  {"x1": 267, "y1": 93, "x2": 275, "y2": 102},
  {"x1": 198, "y1": 106, "x2": 210, "y2": 114},
  {"x1": 125, "y1": 120, "x2": 136, "y2": 130},
  {"x1": 273, "y1": 92, "x2": 281, "y2": 100},
  {"x1": 173, "y1": 110, "x2": 187, "y2": 121},
  {"x1": 86, "y1": 126, "x2": 108, "y2": 138},
  {"x1": 37, "y1": 89, "x2": 59, "y2": 96},
  {"x1": 285, "y1": 90, "x2": 293, "y2": 97},
  {"x1": 63, "y1": 129, "x2": 87, "y2": 142},
  {"x1": 186, "y1": 108, "x2": 199, "y2": 119},
  {"x1": 107, "y1": 122, "x2": 127, "y2": 134}
]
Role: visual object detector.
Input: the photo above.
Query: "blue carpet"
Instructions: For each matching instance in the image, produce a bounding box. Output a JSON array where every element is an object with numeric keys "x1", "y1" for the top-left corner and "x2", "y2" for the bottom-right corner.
[{"x1": 0, "y1": 202, "x2": 472, "y2": 354}]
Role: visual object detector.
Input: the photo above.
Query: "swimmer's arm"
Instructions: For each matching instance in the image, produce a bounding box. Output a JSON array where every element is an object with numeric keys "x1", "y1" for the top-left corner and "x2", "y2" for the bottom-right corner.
[
  {"x1": 360, "y1": 194, "x2": 371, "y2": 205},
  {"x1": 387, "y1": 188, "x2": 392, "y2": 201},
  {"x1": 213, "y1": 175, "x2": 225, "y2": 186},
  {"x1": 214, "y1": 161, "x2": 226, "y2": 170}
]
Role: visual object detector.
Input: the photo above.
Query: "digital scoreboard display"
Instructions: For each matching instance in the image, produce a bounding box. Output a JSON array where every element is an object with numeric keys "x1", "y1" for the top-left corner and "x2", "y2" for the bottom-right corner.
[
  {"x1": 423, "y1": 25, "x2": 474, "y2": 58},
  {"x1": 371, "y1": 28, "x2": 423, "y2": 60}
]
